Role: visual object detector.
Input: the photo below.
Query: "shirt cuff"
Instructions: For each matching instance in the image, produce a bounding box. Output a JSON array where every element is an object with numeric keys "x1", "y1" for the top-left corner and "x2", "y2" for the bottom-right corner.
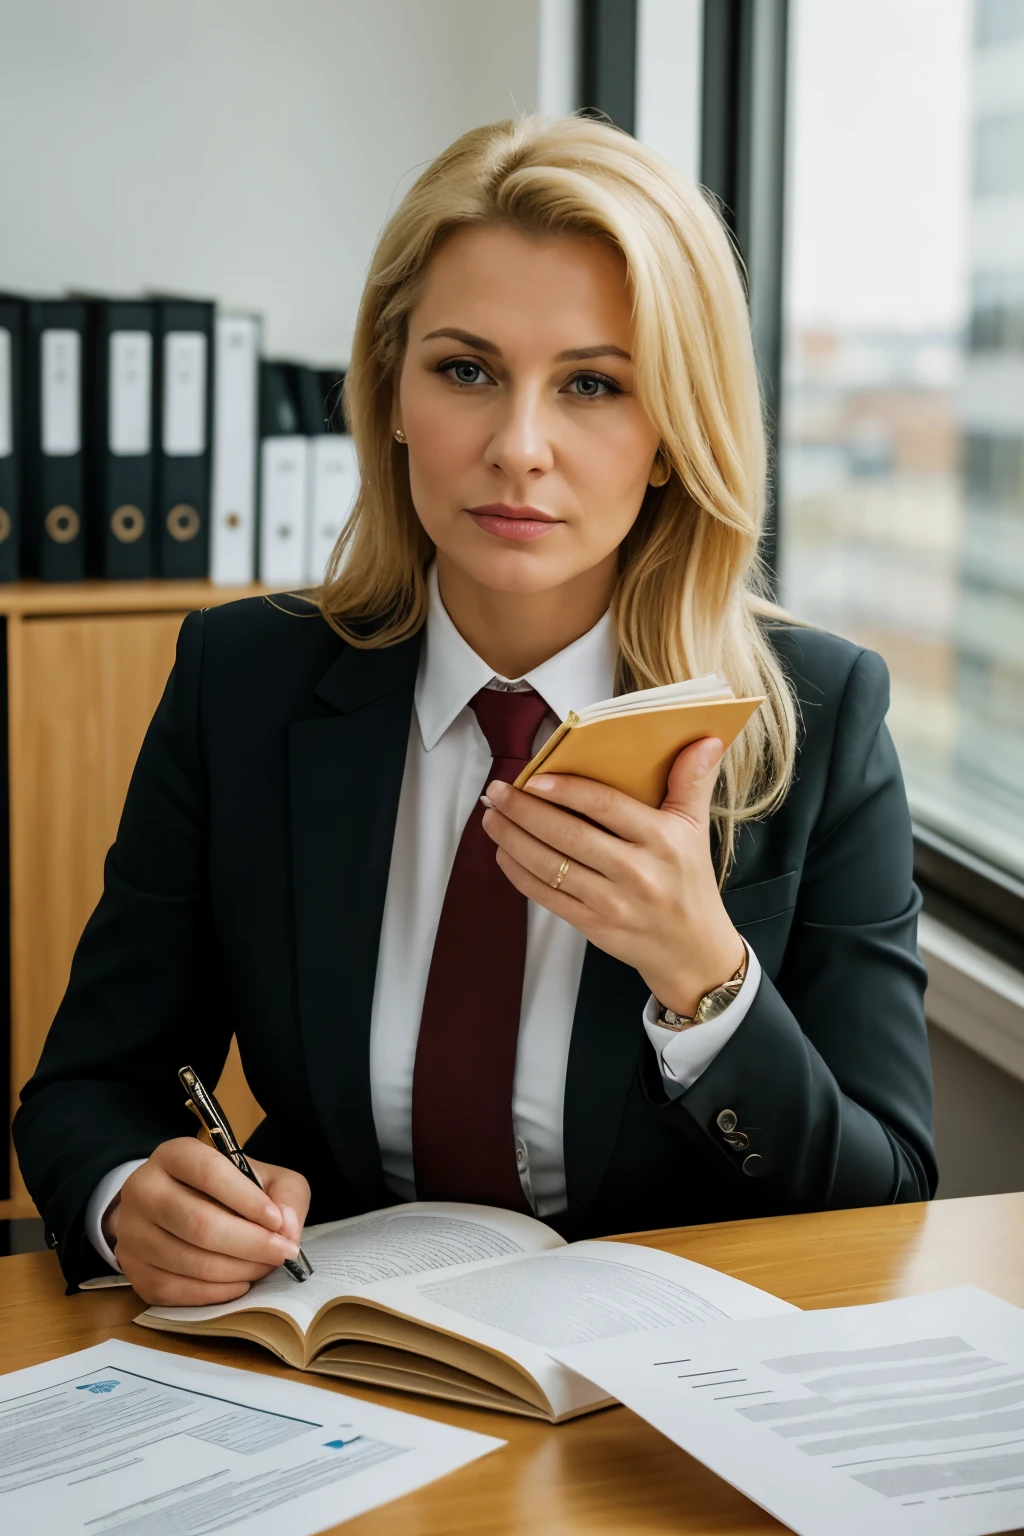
[
  {"x1": 84, "y1": 1159, "x2": 147, "y2": 1272},
  {"x1": 642, "y1": 940, "x2": 762, "y2": 1095}
]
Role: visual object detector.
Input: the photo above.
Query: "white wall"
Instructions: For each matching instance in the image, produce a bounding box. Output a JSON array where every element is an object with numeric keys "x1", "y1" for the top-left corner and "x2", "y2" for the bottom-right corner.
[{"x1": 0, "y1": 0, "x2": 548, "y2": 364}]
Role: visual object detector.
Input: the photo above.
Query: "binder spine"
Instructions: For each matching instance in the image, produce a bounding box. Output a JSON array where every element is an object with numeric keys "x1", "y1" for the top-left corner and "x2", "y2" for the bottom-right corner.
[
  {"x1": 210, "y1": 315, "x2": 261, "y2": 586},
  {"x1": 293, "y1": 365, "x2": 358, "y2": 585},
  {"x1": 0, "y1": 300, "x2": 23, "y2": 582},
  {"x1": 306, "y1": 433, "x2": 358, "y2": 584},
  {"x1": 85, "y1": 301, "x2": 155, "y2": 579},
  {"x1": 25, "y1": 301, "x2": 87, "y2": 581},
  {"x1": 154, "y1": 300, "x2": 214, "y2": 578},
  {"x1": 257, "y1": 360, "x2": 307, "y2": 587},
  {"x1": 259, "y1": 436, "x2": 308, "y2": 586}
]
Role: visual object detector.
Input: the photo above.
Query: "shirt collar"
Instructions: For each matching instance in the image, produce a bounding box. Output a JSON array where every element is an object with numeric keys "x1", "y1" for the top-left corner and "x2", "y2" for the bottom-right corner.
[{"x1": 415, "y1": 561, "x2": 618, "y2": 751}]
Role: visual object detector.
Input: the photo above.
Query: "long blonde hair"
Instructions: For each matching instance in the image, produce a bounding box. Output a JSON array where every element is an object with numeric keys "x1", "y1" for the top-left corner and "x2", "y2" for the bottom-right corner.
[{"x1": 317, "y1": 112, "x2": 797, "y2": 879}]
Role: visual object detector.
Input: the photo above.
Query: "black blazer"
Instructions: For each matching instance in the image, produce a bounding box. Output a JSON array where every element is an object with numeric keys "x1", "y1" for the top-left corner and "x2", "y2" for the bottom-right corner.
[{"x1": 14, "y1": 595, "x2": 936, "y2": 1290}]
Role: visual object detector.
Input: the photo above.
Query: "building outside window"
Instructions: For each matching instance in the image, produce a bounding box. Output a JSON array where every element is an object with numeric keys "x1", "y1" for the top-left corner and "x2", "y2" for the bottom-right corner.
[{"x1": 779, "y1": 0, "x2": 1024, "y2": 880}]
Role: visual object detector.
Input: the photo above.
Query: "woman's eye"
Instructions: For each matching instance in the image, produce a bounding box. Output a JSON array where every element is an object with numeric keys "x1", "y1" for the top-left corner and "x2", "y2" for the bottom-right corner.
[
  {"x1": 439, "y1": 360, "x2": 491, "y2": 387},
  {"x1": 565, "y1": 373, "x2": 620, "y2": 399},
  {"x1": 436, "y1": 361, "x2": 620, "y2": 397}
]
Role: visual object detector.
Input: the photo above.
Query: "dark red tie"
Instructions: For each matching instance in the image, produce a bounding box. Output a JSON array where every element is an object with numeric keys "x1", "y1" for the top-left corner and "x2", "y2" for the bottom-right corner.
[{"x1": 412, "y1": 685, "x2": 552, "y2": 1210}]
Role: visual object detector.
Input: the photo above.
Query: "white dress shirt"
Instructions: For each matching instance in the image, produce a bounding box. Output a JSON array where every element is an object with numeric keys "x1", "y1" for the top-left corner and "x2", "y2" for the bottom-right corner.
[{"x1": 86, "y1": 563, "x2": 759, "y2": 1270}]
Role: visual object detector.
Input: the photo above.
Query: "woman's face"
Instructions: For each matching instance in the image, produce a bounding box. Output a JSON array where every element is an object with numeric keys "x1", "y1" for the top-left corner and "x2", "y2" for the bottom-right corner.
[{"x1": 395, "y1": 223, "x2": 662, "y2": 600}]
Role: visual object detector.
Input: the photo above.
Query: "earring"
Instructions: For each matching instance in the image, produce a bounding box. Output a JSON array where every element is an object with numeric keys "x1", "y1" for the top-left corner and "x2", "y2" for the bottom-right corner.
[
  {"x1": 394, "y1": 428, "x2": 407, "y2": 443},
  {"x1": 648, "y1": 445, "x2": 671, "y2": 488}
]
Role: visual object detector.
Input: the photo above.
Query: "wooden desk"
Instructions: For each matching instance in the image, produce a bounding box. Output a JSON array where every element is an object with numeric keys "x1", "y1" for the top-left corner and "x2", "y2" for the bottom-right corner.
[{"x1": 2, "y1": 1194, "x2": 1022, "y2": 1535}]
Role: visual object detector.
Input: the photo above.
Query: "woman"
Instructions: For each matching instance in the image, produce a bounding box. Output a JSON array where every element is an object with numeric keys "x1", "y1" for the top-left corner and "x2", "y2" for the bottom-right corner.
[{"x1": 15, "y1": 114, "x2": 935, "y2": 1303}]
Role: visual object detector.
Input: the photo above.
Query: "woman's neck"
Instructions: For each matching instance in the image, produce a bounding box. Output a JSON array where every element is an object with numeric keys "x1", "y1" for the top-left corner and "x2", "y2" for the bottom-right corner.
[{"x1": 435, "y1": 552, "x2": 617, "y2": 677}]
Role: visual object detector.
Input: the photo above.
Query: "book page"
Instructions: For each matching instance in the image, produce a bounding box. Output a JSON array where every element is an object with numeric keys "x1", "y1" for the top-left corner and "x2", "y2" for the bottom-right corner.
[
  {"x1": 141, "y1": 1201, "x2": 564, "y2": 1337},
  {"x1": 549, "y1": 1286, "x2": 1024, "y2": 1536},
  {"x1": 352, "y1": 1238, "x2": 795, "y2": 1420},
  {"x1": 575, "y1": 672, "x2": 733, "y2": 724}
]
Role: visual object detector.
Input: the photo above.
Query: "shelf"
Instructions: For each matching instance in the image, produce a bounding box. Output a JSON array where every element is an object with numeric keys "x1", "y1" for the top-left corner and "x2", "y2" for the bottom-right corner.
[{"x1": 0, "y1": 580, "x2": 282, "y2": 618}]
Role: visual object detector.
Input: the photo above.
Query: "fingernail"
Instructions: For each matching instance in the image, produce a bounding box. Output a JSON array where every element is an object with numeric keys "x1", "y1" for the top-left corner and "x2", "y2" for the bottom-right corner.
[
  {"x1": 699, "y1": 738, "x2": 724, "y2": 769},
  {"x1": 487, "y1": 780, "x2": 509, "y2": 802},
  {"x1": 276, "y1": 1239, "x2": 300, "y2": 1259},
  {"x1": 264, "y1": 1203, "x2": 282, "y2": 1228},
  {"x1": 479, "y1": 794, "x2": 495, "y2": 809},
  {"x1": 280, "y1": 1205, "x2": 299, "y2": 1241},
  {"x1": 529, "y1": 774, "x2": 555, "y2": 792}
]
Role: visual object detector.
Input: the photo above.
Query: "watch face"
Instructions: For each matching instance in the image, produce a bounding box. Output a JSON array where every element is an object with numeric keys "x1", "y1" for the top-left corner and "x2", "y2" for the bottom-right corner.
[
  {"x1": 695, "y1": 981, "x2": 742, "y2": 1024},
  {"x1": 694, "y1": 994, "x2": 719, "y2": 1025}
]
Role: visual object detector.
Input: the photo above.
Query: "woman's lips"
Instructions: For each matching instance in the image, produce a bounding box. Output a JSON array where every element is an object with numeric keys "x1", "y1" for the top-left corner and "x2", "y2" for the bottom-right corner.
[{"x1": 466, "y1": 509, "x2": 561, "y2": 542}]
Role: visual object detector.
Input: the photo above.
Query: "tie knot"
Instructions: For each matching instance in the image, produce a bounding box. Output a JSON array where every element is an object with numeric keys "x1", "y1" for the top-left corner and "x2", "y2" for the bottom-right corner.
[{"x1": 470, "y1": 686, "x2": 551, "y2": 768}]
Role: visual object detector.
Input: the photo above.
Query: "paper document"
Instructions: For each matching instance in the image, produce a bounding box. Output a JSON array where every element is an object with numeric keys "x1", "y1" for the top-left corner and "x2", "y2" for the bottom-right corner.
[
  {"x1": 0, "y1": 1339, "x2": 501, "y2": 1536},
  {"x1": 552, "y1": 1286, "x2": 1024, "y2": 1536}
]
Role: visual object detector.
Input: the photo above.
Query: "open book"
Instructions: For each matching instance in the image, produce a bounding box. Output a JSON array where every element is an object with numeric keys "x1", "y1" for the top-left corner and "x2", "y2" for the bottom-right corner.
[
  {"x1": 136, "y1": 1202, "x2": 794, "y2": 1422},
  {"x1": 513, "y1": 672, "x2": 765, "y2": 808}
]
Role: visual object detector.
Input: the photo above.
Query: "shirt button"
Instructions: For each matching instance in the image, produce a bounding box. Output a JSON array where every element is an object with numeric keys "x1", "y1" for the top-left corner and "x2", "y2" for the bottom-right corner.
[
  {"x1": 716, "y1": 1108, "x2": 738, "y2": 1134},
  {"x1": 742, "y1": 1153, "x2": 764, "y2": 1177}
]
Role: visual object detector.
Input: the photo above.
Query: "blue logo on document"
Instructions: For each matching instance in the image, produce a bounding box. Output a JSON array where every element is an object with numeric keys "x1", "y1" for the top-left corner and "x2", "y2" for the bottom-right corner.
[
  {"x1": 76, "y1": 1380, "x2": 120, "y2": 1394},
  {"x1": 323, "y1": 1434, "x2": 361, "y2": 1449}
]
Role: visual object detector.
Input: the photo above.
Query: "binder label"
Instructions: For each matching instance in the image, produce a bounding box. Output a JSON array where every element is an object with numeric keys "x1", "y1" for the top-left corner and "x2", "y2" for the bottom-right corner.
[
  {"x1": 163, "y1": 332, "x2": 208, "y2": 456},
  {"x1": 109, "y1": 331, "x2": 152, "y2": 455},
  {"x1": 0, "y1": 328, "x2": 10, "y2": 458},
  {"x1": 42, "y1": 329, "x2": 81, "y2": 456}
]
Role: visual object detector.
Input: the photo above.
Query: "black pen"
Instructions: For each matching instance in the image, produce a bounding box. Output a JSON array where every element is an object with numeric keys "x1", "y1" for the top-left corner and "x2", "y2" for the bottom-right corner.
[{"x1": 178, "y1": 1064, "x2": 313, "y2": 1283}]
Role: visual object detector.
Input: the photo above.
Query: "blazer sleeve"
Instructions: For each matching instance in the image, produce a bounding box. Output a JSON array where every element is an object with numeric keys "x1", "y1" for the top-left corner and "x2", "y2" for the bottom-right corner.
[
  {"x1": 12, "y1": 609, "x2": 231, "y2": 1289},
  {"x1": 656, "y1": 646, "x2": 936, "y2": 1210}
]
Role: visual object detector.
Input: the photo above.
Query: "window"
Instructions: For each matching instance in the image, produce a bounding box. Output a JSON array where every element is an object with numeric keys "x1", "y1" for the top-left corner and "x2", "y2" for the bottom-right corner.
[{"x1": 778, "y1": 0, "x2": 1024, "y2": 882}]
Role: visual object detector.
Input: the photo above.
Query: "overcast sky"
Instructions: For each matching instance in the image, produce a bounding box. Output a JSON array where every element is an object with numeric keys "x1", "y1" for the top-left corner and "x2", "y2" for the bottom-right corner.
[{"x1": 785, "y1": 0, "x2": 971, "y2": 332}]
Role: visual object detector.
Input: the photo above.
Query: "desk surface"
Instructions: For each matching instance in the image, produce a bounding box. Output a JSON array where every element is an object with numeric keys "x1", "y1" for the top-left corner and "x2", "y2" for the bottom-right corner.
[{"x1": 2, "y1": 1194, "x2": 1022, "y2": 1535}]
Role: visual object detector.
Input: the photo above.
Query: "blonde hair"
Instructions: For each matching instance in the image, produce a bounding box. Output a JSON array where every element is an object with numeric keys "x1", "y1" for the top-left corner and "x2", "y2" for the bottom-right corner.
[{"x1": 317, "y1": 112, "x2": 797, "y2": 880}]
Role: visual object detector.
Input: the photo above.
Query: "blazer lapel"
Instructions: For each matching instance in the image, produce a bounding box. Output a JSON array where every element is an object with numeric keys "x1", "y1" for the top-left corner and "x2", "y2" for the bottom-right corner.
[
  {"x1": 288, "y1": 633, "x2": 422, "y2": 1203},
  {"x1": 562, "y1": 942, "x2": 651, "y2": 1220}
]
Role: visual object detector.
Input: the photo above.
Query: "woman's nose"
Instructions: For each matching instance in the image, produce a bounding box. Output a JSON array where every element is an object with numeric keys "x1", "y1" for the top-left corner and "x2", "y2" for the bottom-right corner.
[{"x1": 484, "y1": 387, "x2": 556, "y2": 479}]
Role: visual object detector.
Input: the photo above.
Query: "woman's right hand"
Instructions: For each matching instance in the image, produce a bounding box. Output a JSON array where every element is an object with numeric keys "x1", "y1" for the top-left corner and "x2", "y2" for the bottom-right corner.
[{"x1": 103, "y1": 1137, "x2": 309, "y2": 1306}]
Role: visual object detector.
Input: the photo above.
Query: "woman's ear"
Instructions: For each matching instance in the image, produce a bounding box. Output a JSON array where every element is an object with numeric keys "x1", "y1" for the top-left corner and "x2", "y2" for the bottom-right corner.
[{"x1": 648, "y1": 444, "x2": 671, "y2": 488}]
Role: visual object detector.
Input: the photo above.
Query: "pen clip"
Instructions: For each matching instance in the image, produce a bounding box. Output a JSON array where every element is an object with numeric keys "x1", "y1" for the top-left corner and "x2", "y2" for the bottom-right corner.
[
  {"x1": 183, "y1": 1097, "x2": 216, "y2": 1149},
  {"x1": 179, "y1": 1065, "x2": 243, "y2": 1156}
]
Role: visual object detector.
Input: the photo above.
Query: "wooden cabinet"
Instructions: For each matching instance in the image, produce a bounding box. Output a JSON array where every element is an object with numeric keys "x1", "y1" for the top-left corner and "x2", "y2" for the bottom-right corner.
[{"x1": 1, "y1": 582, "x2": 268, "y2": 1219}]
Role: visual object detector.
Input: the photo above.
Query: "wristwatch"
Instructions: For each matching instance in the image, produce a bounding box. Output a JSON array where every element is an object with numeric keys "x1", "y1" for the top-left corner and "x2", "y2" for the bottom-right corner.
[{"x1": 654, "y1": 949, "x2": 748, "y2": 1032}]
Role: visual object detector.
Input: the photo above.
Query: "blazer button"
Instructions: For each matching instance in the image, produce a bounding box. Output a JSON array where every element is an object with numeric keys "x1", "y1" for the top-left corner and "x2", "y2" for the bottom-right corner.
[
  {"x1": 741, "y1": 1153, "x2": 764, "y2": 1177},
  {"x1": 723, "y1": 1131, "x2": 750, "y2": 1150},
  {"x1": 716, "y1": 1108, "x2": 738, "y2": 1134}
]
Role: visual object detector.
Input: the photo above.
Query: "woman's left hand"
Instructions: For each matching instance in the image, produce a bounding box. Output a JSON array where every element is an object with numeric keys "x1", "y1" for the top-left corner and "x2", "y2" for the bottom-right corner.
[{"x1": 481, "y1": 736, "x2": 745, "y2": 1018}]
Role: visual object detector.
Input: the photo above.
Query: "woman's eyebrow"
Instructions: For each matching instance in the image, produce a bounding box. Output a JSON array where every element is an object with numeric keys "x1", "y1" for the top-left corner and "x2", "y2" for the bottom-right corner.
[{"x1": 419, "y1": 327, "x2": 632, "y2": 363}]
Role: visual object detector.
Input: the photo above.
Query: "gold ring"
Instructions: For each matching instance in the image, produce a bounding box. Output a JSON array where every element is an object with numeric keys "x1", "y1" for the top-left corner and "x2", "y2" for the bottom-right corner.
[{"x1": 551, "y1": 856, "x2": 570, "y2": 891}]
